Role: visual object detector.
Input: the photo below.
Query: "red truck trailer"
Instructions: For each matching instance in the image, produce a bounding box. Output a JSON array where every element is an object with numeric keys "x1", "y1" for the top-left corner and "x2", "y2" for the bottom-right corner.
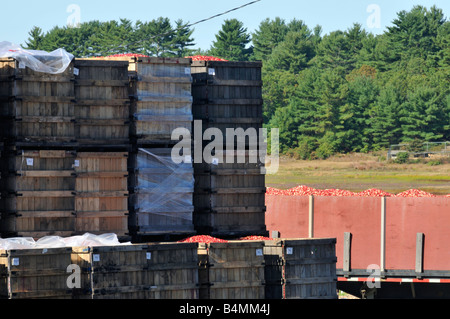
[{"x1": 265, "y1": 194, "x2": 450, "y2": 299}]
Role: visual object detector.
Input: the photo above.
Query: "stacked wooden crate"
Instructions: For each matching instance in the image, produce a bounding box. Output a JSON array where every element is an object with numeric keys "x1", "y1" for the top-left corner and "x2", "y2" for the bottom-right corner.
[
  {"x1": 198, "y1": 240, "x2": 266, "y2": 299},
  {"x1": 0, "y1": 57, "x2": 131, "y2": 240},
  {"x1": 73, "y1": 59, "x2": 131, "y2": 150},
  {"x1": 0, "y1": 149, "x2": 77, "y2": 238},
  {"x1": 0, "y1": 57, "x2": 78, "y2": 238},
  {"x1": 114, "y1": 56, "x2": 195, "y2": 240},
  {"x1": 191, "y1": 60, "x2": 267, "y2": 238},
  {"x1": 0, "y1": 57, "x2": 77, "y2": 148},
  {"x1": 72, "y1": 242, "x2": 200, "y2": 299},
  {"x1": 72, "y1": 59, "x2": 131, "y2": 239},
  {"x1": 0, "y1": 247, "x2": 76, "y2": 299},
  {"x1": 128, "y1": 148, "x2": 195, "y2": 239},
  {"x1": 263, "y1": 238, "x2": 338, "y2": 299}
]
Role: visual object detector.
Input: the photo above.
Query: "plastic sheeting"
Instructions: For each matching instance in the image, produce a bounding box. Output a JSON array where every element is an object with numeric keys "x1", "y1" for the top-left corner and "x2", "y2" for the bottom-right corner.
[
  {"x1": 0, "y1": 233, "x2": 130, "y2": 250},
  {"x1": 134, "y1": 148, "x2": 194, "y2": 221},
  {"x1": 0, "y1": 41, "x2": 74, "y2": 74},
  {"x1": 136, "y1": 63, "x2": 192, "y2": 81},
  {"x1": 133, "y1": 61, "x2": 193, "y2": 123}
]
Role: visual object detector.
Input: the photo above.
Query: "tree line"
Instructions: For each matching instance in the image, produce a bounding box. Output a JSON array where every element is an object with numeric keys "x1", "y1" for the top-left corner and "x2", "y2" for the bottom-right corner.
[{"x1": 25, "y1": 5, "x2": 449, "y2": 159}]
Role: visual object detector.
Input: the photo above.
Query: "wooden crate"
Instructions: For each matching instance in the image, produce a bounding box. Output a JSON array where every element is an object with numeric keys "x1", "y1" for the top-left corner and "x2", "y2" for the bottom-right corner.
[
  {"x1": 129, "y1": 148, "x2": 195, "y2": 237},
  {"x1": 0, "y1": 57, "x2": 76, "y2": 147},
  {"x1": 193, "y1": 150, "x2": 267, "y2": 238},
  {"x1": 128, "y1": 57, "x2": 193, "y2": 145},
  {"x1": 0, "y1": 247, "x2": 75, "y2": 299},
  {"x1": 74, "y1": 152, "x2": 129, "y2": 237},
  {"x1": 199, "y1": 241, "x2": 265, "y2": 299},
  {"x1": 191, "y1": 60, "x2": 263, "y2": 148},
  {"x1": 263, "y1": 239, "x2": 284, "y2": 299},
  {"x1": 72, "y1": 242, "x2": 199, "y2": 299},
  {"x1": 74, "y1": 59, "x2": 131, "y2": 149},
  {"x1": 283, "y1": 238, "x2": 337, "y2": 299},
  {"x1": 0, "y1": 149, "x2": 76, "y2": 238}
]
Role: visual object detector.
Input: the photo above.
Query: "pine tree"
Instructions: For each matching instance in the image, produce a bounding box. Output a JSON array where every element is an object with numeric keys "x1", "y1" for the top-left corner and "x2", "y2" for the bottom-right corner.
[
  {"x1": 24, "y1": 26, "x2": 44, "y2": 50},
  {"x1": 209, "y1": 19, "x2": 253, "y2": 61},
  {"x1": 252, "y1": 17, "x2": 288, "y2": 61}
]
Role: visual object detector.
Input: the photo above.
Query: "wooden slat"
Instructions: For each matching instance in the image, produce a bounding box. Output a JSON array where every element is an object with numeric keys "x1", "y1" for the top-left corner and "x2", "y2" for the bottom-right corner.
[
  {"x1": 75, "y1": 99, "x2": 130, "y2": 106},
  {"x1": 75, "y1": 79, "x2": 129, "y2": 87},
  {"x1": 75, "y1": 191, "x2": 128, "y2": 198},
  {"x1": 16, "y1": 116, "x2": 75, "y2": 123},
  {"x1": 19, "y1": 170, "x2": 74, "y2": 177},
  {"x1": 15, "y1": 96, "x2": 75, "y2": 103},
  {"x1": 17, "y1": 191, "x2": 75, "y2": 197}
]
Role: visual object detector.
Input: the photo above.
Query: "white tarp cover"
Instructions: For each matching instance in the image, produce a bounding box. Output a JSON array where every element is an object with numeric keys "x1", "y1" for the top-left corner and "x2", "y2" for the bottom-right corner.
[
  {"x1": 0, "y1": 233, "x2": 130, "y2": 250},
  {"x1": 0, "y1": 41, "x2": 74, "y2": 74}
]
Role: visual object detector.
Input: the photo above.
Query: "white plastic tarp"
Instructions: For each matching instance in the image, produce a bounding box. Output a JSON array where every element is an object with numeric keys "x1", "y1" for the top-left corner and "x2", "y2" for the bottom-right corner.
[
  {"x1": 0, "y1": 41, "x2": 74, "y2": 74},
  {"x1": 0, "y1": 233, "x2": 130, "y2": 250}
]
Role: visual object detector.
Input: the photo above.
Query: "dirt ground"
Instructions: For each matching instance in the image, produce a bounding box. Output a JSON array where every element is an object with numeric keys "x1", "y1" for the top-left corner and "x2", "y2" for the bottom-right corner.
[{"x1": 265, "y1": 153, "x2": 450, "y2": 195}]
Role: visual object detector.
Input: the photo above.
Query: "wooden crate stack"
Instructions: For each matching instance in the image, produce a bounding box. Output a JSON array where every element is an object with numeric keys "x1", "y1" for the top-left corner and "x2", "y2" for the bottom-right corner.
[
  {"x1": 191, "y1": 60, "x2": 267, "y2": 238},
  {"x1": 73, "y1": 59, "x2": 131, "y2": 239},
  {"x1": 0, "y1": 247, "x2": 76, "y2": 299},
  {"x1": 117, "y1": 56, "x2": 195, "y2": 241},
  {"x1": 128, "y1": 148, "x2": 195, "y2": 239},
  {"x1": 0, "y1": 57, "x2": 77, "y2": 148},
  {"x1": 73, "y1": 59, "x2": 131, "y2": 150},
  {"x1": 72, "y1": 242, "x2": 199, "y2": 299},
  {"x1": 198, "y1": 240, "x2": 266, "y2": 299},
  {"x1": 0, "y1": 57, "x2": 131, "y2": 240},
  {"x1": 0, "y1": 57, "x2": 78, "y2": 238},
  {"x1": 264, "y1": 238, "x2": 337, "y2": 299}
]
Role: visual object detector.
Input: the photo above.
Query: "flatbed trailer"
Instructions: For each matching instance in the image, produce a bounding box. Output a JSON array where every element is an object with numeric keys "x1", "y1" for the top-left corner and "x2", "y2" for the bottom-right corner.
[{"x1": 265, "y1": 195, "x2": 450, "y2": 298}]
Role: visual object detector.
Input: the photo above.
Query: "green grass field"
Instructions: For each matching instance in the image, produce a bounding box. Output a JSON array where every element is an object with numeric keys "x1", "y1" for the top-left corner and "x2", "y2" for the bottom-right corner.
[{"x1": 265, "y1": 153, "x2": 450, "y2": 195}]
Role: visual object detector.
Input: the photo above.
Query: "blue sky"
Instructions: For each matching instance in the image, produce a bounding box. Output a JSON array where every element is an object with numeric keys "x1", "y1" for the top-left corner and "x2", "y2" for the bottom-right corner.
[{"x1": 1, "y1": 0, "x2": 449, "y2": 52}]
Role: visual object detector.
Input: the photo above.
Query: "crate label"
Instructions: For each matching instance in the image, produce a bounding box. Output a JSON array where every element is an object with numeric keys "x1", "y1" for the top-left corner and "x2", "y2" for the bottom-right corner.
[
  {"x1": 18, "y1": 62, "x2": 26, "y2": 69},
  {"x1": 74, "y1": 68, "x2": 79, "y2": 76},
  {"x1": 286, "y1": 247, "x2": 293, "y2": 255},
  {"x1": 26, "y1": 158, "x2": 33, "y2": 166},
  {"x1": 12, "y1": 258, "x2": 19, "y2": 266},
  {"x1": 256, "y1": 249, "x2": 263, "y2": 256},
  {"x1": 73, "y1": 160, "x2": 80, "y2": 167},
  {"x1": 146, "y1": 252, "x2": 151, "y2": 260},
  {"x1": 211, "y1": 158, "x2": 219, "y2": 165},
  {"x1": 184, "y1": 155, "x2": 192, "y2": 163},
  {"x1": 208, "y1": 68, "x2": 215, "y2": 76},
  {"x1": 184, "y1": 67, "x2": 191, "y2": 75},
  {"x1": 93, "y1": 254, "x2": 100, "y2": 262}
]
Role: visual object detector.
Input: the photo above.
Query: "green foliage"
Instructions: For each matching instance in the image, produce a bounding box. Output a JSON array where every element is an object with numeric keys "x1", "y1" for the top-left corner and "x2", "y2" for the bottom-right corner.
[
  {"x1": 209, "y1": 19, "x2": 253, "y2": 61},
  {"x1": 23, "y1": 18, "x2": 195, "y2": 58},
  {"x1": 260, "y1": 6, "x2": 449, "y2": 158},
  {"x1": 394, "y1": 152, "x2": 410, "y2": 164}
]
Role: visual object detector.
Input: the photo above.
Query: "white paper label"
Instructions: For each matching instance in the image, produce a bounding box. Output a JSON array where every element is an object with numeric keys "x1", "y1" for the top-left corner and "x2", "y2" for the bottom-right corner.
[
  {"x1": 18, "y1": 62, "x2": 25, "y2": 69},
  {"x1": 208, "y1": 68, "x2": 215, "y2": 76},
  {"x1": 211, "y1": 158, "x2": 219, "y2": 165},
  {"x1": 26, "y1": 158, "x2": 33, "y2": 166},
  {"x1": 256, "y1": 249, "x2": 263, "y2": 256},
  {"x1": 12, "y1": 258, "x2": 19, "y2": 266},
  {"x1": 146, "y1": 252, "x2": 152, "y2": 260},
  {"x1": 74, "y1": 160, "x2": 80, "y2": 167},
  {"x1": 184, "y1": 67, "x2": 191, "y2": 75},
  {"x1": 93, "y1": 254, "x2": 100, "y2": 262},
  {"x1": 74, "y1": 68, "x2": 79, "y2": 76},
  {"x1": 286, "y1": 247, "x2": 293, "y2": 255}
]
